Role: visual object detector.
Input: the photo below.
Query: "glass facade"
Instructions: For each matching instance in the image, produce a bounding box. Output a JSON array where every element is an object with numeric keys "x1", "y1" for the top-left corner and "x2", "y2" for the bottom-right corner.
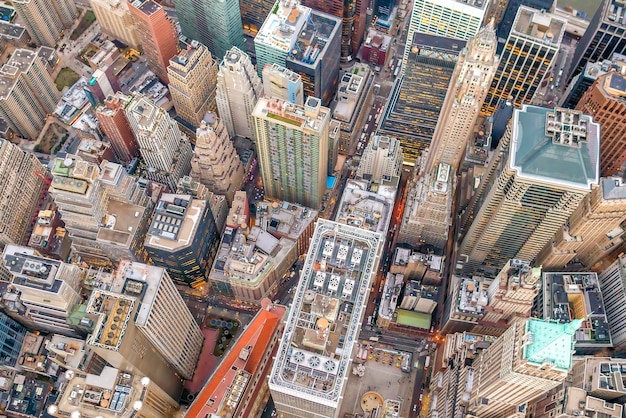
[{"x1": 0, "y1": 311, "x2": 26, "y2": 367}]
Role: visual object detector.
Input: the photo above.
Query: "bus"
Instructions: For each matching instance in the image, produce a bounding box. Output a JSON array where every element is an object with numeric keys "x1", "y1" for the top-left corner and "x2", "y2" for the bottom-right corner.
[
  {"x1": 190, "y1": 279, "x2": 206, "y2": 289},
  {"x1": 424, "y1": 356, "x2": 431, "y2": 370},
  {"x1": 393, "y1": 66, "x2": 400, "y2": 77}
]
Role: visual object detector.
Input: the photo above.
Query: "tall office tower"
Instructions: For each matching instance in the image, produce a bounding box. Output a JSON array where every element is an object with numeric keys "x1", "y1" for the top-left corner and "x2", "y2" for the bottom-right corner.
[
  {"x1": 95, "y1": 92, "x2": 140, "y2": 164},
  {"x1": 562, "y1": 53, "x2": 626, "y2": 109},
  {"x1": 576, "y1": 71, "x2": 626, "y2": 176},
  {"x1": 125, "y1": 95, "x2": 193, "y2": 191},
  {"x1": 173, "y1": 0, "x2": 245, "y2": 61},
  {"x1": 537, "y1": 178, "x2": 626, "y2": 270},
  {"x1": 87, "y1": 261, "x2": 204, "y2": 384},
  {"x1": 0, "y1": 139, "x2": 50, "y2": 247},
  {"x1": 569, "y1": 0, "x2": 626, "y2": 82},
  {"x1": 90, "y1": 0, "x2": 140, "y2": 48},
  {"x1": 13, "y1": 0, "x2": 75, "y2": 46},
  {"x1": 188, "y1": 300, "x2": 286, "y2": 418},
  {"x1": 168, "y1": 41, "x2": 218, "y2": 138},
  {"x1": 216, "y1": 47, "x2": 264, "y2": 139},
  {"x1": 496, "y1": 0, "x2": 554, "y2": 40},
  {"x1": 402, "y1": 0, "x2": 487, "y2": 70},
  {"x1": 356, "y1": 135, "x2": 404, "y2": 185},
  {"x1": 252, "y1": 97, "x2": 330, "y2": 209},
  {"x1": 457, "y1": 106, "x2": 599, "y2": 275},
  {"x1": 0, "y1": 48, "x2": 60, "y2": 139},
  {"x1": 482, "y1": 7, "x2": 565, "y2": 115},
  {"x1": 484, "y1": 0, "x2": 509, "y2": 27},
  {"x1": 399, "y1": 24, "x2": 498, "y2": 249},
  {"x1": 49, "y1": 156, "x2": 152, "y2": 266},
  {"x1": 464, "y1": 318, "x2": 579, "y2": 417},
  {"x1": 128, "y1": 0, "x2": 178, "y2": 84},
  {"x1": 378, "y1": 34, "x2": 463, "y2": 163},
  {"x1": 191, "y1": 112, "x2": 244, "y2": 203},
  {"x1": 254, "y1": 0, "x2": 342, "y2": 106},
  {"x1": 269, "y1": 219, "x2": 383, "y2": 418},
  {"x1": 239, "y1": 0, "x2": 275, "y2": 37},
  {"x1": 0, "y1": 311, "x2": 26, "y2": 367},
  {"x1": 599, "y1": 253, "x2": 626, "y2": 349},
  {"x1": 301, "y1": 0, "x2": 366, "y2": 61},
  {"x1": 144, "y1": 193, "x2": 218, "y2": 286},
  {"x1": 2, "y1": 245, "x2": 84, "y2": 336},
  {"x1": 262, "y1": 64, "x2": 304, "y2": 105}
]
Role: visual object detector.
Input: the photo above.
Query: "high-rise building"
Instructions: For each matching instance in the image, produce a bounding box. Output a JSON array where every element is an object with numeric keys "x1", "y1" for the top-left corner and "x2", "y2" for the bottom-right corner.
[
  {"x1": 262, "y1": 64, "x2": 304, "y2": 105},
  {"x1": 399, "y1": 24, "x2": 499, "y2": 248},
  {"x1": 90, "y1": 0, "x2": 140, "y2": 48},
  {"x1": 125, "y1": 94, "x2": 193, "y2": 191},
  {"x1": 2, "y1": 245, "x2": 84, "y2": 336},
  {"x1": 599, "y1": 253, "x2": 626, "y2": 349},
  {"x1": 95, "y1": 92, "x2": 140, "y2": 163},
  {"x1": 128, "y1": 0, "x2": 178, "y2": 83},
  {"x1": 496, "y1": 0, "x2": 554, "y2": 40},
  {"x1": 239, "y1": 0, "x2": 275, "y2": 38},
  {"x1": 216, "y1": 47, "x2": 264, "y2": 139},
  {"x1": 434, "y1": 318, "x2": 579, "y2": 418},
  {"x1": 252, "y1": 96, "x2": 330, "y2": 209},
  {"x1": 576, "y1": 71, "x2": 626, "y2": 176},
  {"x1": 378, "y1": 34, "x2": 463, "y2": 163},
  {"x1": 269, "y1": 219, "x2": 383, "y2": 418},
  {"x1": 187, "y1": 300, "x2": 287, "y2": 418},
  {"x1": 402, "y1": 0, "x2": 487, "y2": 71},
  {"x1": 0, "y1": 139, "x2": 50, "y2": 247},
  {"x1": 561, "y1": 53, "x2": 626, "y2": 109},
  {"x1": 481, "y1": 7, "x2": 566, "y2": 115},
  {"x1": 191, "y1": 112, "x2": 244, "y2": 203},
  {"x1": 168, "y1": 41, "x2": 218, "y2": 139},
  {"x1": 254, "y1": 0, "x2": 342, "y2": 106},
  {"x1": 49, "y1": 156, "x2": 153, "y2": 267},
  {"x1": 355, "y1": 135, "x2": 403, "y2": 185},
  {"x1": 569, "y1": 0, "x2": 626, "y2": 82},
  {"x1": 173, "y1": 0, "x2": 245, "y2": 61},
  {"x1": 0, "y1": 48, "x2": 60, "y2": 139},
  {"x1": 28, "y1": 209, "x2": 72, "y2": 261},
  {"x1": 300, "y1": 0, "x2": 367, "y2": 61},
  {"x1": 14, "y1": 0, "x2": 76, "y2": 46},
  {"x1": 0, "y1": 311, "x2": 26, "y2": 367},
  {"x1": 88, "y1": 261, "x2": 203, "y2": 382},
  {"x1": 537, "y1": 177, "x2": 626, "y2": 270},
  {"x1": 457, "y1": 106, "x2": 599, "y2": 275},
  {"x1": 144, "y1": 193, "x2": 218, "y2": 286}
]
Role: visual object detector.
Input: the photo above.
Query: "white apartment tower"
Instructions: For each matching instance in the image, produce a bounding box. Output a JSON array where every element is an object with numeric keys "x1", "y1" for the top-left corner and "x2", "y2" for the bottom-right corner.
[
  {"x1": 14, "y1": 0, "x2": 76, "y2": 46},
  {"x1": 190, "y1": 112, "x2": 245, "y2": 203},
  {"x1": 216, "y1": 46, "x2": 264, "y2": 139},
  {"x1": 125, "y1": 95, "x2": 193, "y2": 191},
  {"x1": 399, "y1": 23, "x2": 498, "y2": 249},
  {"x1": 90, "y1": 0, "x2": 140, "y2": 48}
]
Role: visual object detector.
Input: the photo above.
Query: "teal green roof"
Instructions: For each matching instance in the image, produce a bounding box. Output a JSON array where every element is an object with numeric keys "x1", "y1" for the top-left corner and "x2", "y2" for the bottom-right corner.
[
  {"x1": 512, "y1": 105, "x2": 599, "y2": 190},
  {"x1": 522, "y1": 318, "x2": 582, "y2": 371}
]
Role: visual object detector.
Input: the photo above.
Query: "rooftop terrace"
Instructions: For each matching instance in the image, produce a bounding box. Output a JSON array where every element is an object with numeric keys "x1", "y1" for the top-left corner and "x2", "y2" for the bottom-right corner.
[
  {"x1": 287, "y1": 10, "x2": 340, "y2": 68},
  {"x1": 255, "y1": 0, "x2": 311, "y2": 52},
  {"x1": 145, "y1": 194, "x2": 204, "y2": 250}
]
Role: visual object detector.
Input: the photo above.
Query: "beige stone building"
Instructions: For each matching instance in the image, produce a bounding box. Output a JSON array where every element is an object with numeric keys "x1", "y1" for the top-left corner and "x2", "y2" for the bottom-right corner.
[{"x1": 90, "y1": 0, "x2": 140, "y2": 48}]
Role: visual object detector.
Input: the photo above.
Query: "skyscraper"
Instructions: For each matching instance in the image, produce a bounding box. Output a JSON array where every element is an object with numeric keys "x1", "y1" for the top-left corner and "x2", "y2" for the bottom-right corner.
[
  {"x1": 599, "y1": 253, "x2": 626, "y2": 349},
  {"x1": 168, "y1": 41, "x2": 218, "y2": 138},
  {"x1": 402, "y1": 0, "x2": 487, "y2": 70},
  {"x1": 0, "y1": 311, "x2": 26, "y2": 367},
  {"x1": 269, "y1": 219, "x2": 383, "y2": 418},
  {"x1": 0, "y1": 48, "x2": 60, "y2": 139},
  {"x1": 254, "y1": 0, "x2": 342, "y2": 106},
  {"x1": 252, "y1": 96, "x2": 330, "y2": 209},
  {"x1": 239, "y1": 0, "x2": 275, "y2": 38},
  {"x1": 262, "y1": 64, "x2": 304, "y2": 105},
  {"x1": 481, "y1": 7, "x2": 566, "y2": 115},
  {"x1": 128, "y1": 0, "x2": 178, "y2": 83},
  {"x1": 576, "y1": 71, "x2": 626, "y2": 176},
  {"x1": 216, "y1": 47, "x2": 264, "y2": 139},
  {"x1": 569, "y1": 0, "x2": 626, "y2": 81},
  {"x1": 95, "y1": 92, "x2": 140, "y2": 163},
  {"x1": 191, "y1": 112, "x2": 244, "y2": 203},
  {"x1": 496, "y1": 0, "x2": 554, "y2": 40},
  {"x1": 90, "y1": 0, "x2": 140, "y2": 48},
  {"x1": 355, "y1": 135, "x2": 404, "y2": 185},
  {"x1": 458, "y1": 106, "x2": 600, "y2": 275},
  {"x1": 0, "y1": 139, "x2": 50, "y2": 247},
  {"x1": 398, "y1": 25, "x2": 498, "y2": 248},
  {"x1": 537, "y1": 177, "x2": 626, "y2": 270},
  {"x1": 14, "y1": 0, "x2": 76, "y2": 46},
  {"x1": 125, "y1": 94, "x2": 193, "y2": 191},
  {"x1": 173, "y1": 0, "x2": 245, "y2": 60}
]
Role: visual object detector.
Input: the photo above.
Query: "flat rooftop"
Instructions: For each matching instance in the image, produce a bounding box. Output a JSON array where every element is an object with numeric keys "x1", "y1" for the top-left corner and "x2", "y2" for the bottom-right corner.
[
  {"x1": 97, "y1": 199, "x2": 147, "y2": 246},
  {"x1": 145, "y1": 194, "x2": 204, "y2": 251},
  {"x1": 0, "y1": 48, "x2": 35, "y2": 99},
  {"x1": 542, "y1": 272, "x2": 612, "y2": 348},
  {"x1": 604, "y1": 72, "x2": 626, "y2": 97},
  {"x1": 512, "y1": 6, "x2": 566, "y2": 46},
  {"x1": 131, "y1": 0, "x2": 160, "y2": 15},
  {"x1": 511, "y1": 106, "x2": 599, "y2": 190},
  {"x1": 0, "y1": 21, "x2": 24, "y2": 39},
  {"x1": 86, "y1": 290, "x2": 135, "y2": 350},
  {"x1": 2, "y1": 245, "x2": 61, "y2": 290},
  {"x1": 255, "y1": 0, "x2": 311, "y2": 52},
  {"x1": 269, "y1": 219, "x2": 383, "y2": 407},
  {"x1": 255, "y1": 200, "x2": 317, "y2": 240},
  {"x1": 287, "y1": 10, "x2": 340, "y2": 68},
  {"x1": 253, "y1": 96, "x2": 330, "y2": 134},
  {"x1": 335, "y1": 179, "x2": 396, "y2": 235}
]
